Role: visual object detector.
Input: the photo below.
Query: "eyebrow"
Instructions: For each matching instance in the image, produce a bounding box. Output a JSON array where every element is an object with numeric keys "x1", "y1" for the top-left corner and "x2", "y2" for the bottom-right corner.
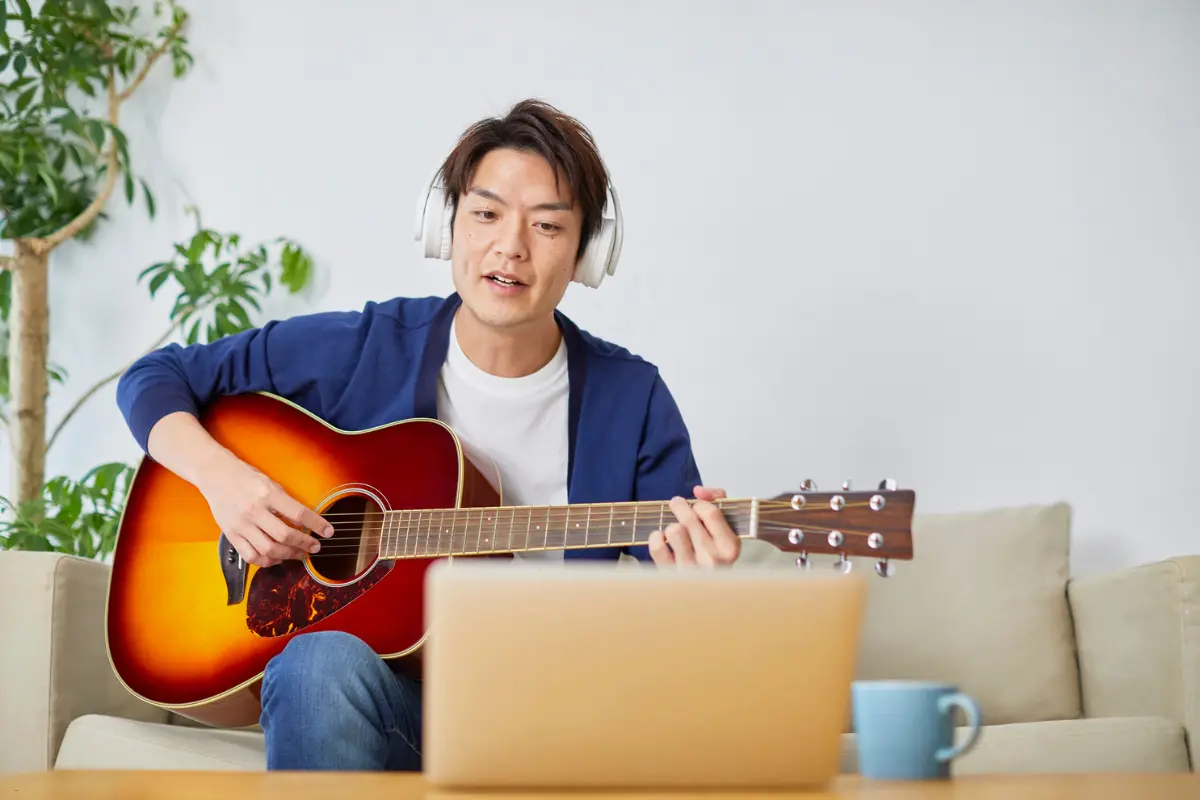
[{"x1": 468, "y1": 187, "x2": 572, "y2": 212}]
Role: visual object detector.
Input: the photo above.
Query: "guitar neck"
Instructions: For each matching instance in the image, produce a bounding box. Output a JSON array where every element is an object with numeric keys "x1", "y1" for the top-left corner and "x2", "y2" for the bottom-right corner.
[{"x1": 378, "y1": 499, "x2": 759, "y2": 560}]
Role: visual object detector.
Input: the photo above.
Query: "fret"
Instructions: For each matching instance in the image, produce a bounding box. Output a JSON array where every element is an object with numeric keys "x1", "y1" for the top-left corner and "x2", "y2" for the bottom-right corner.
[
  {"x1": 406, "y1": 511, "x2": 418, "y2": 558},
  {"x1": 436, "y1": 510, "x2": 446, "y2": 561},
  {"x1": 449, "y1": 509, "x2": 462, "y2": 556},
  {"x1": 584, "y1": 506, "x2": 592, "y2": 547},
  {"x1": 495, "y1": 507, "x2": 510, "y2": 554},
  {"x1": 524, "y1": 507, "x2": 532, "y2": 554},
  {"x1": 379, "y1": 511, "x2": 388, "y2": 558},
  {"x1": 508, "y1": 510, "x2": 523, "y2": 554}
]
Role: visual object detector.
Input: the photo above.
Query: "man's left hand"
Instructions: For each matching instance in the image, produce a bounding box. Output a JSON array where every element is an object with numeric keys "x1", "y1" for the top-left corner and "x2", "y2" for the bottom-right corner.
[{"x1": 648, "y1": 486, "x2": 741, "y2": 568}]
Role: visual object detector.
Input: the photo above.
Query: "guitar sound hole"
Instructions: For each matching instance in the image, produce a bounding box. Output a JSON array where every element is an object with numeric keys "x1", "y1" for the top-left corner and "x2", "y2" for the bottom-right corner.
[{"x1": 308, "y1": 493, "x2": 384, "y2": 584}]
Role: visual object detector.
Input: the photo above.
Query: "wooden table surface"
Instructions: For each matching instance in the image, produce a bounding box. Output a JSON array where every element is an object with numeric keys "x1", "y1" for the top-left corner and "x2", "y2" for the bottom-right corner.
[{"x1": 0, "y1": 770, "x2": 1196, "y2": 798}]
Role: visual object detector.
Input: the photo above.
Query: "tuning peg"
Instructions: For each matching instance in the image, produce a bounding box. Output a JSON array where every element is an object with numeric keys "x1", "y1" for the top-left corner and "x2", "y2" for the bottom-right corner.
[
  {"x1": 875, "y1": 559, "x2": 895, "y2": 578},
  {"x1": 800, "y1": 480, "x2": 817, "y2": 492},
  {"x1": 834, "y1": 553, "x2": 852, "y2": 574},
  {"x1": 842, "y1": 480, "x2": 852, "y2": 491},
  {"x1": 795, "y1": 551, "x2": 810, "y2": 570},
  {"x1": 878, "y1": 479, "x2": 897, "y2": 491}
]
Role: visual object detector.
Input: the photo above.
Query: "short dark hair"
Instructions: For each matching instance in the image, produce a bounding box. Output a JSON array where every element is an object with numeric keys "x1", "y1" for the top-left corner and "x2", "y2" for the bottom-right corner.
[{"x1": 438, "y1": 99, "x2": 609, "y2": 260}]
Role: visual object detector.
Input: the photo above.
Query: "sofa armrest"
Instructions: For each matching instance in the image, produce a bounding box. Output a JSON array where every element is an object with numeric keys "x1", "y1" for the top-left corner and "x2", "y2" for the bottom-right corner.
[
  {"x1": 1068, "y1": 555, "x2": 1200, "y2": 770},
  {"x1": 0, "y1": 551, "x2": 167, "y2": 773}
]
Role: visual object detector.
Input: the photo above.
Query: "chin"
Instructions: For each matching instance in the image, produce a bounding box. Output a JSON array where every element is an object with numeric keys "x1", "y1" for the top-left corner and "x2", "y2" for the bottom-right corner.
[{"x1": 460, "y1": 291, "x2": 541, "y2": 330}]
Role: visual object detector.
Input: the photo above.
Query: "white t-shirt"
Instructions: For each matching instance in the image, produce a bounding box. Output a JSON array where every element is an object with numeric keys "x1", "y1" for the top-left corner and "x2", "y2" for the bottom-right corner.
[{"x1": 436, "y1": 318, "x2": 568, "y2": 563}]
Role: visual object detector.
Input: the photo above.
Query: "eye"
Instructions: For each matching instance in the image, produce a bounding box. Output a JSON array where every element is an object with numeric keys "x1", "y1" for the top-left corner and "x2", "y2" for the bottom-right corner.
[
  {"x1": 473, "y1": 209, "x2": 496, "y2": 221},
  {"x1": 535, "y1": 222, "x2": 561, "y2": 233}
]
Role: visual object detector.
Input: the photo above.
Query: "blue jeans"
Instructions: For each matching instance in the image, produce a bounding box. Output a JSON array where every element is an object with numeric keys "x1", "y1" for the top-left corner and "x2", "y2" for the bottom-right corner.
[{"x1": 259, "y1": 630, "x2": 422, "y2": 771}]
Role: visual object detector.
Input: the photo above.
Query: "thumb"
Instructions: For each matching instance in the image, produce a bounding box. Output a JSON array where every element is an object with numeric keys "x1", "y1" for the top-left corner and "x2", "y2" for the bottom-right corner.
[{"x1": 694, "y1": 485, "x2": 727, "y2": 501}]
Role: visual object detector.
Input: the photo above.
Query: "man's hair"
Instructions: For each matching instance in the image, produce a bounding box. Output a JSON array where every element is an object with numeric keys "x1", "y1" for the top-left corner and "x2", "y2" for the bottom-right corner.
[{"x1": 438, "y1": 99, "x2": 609, "y2": 260}]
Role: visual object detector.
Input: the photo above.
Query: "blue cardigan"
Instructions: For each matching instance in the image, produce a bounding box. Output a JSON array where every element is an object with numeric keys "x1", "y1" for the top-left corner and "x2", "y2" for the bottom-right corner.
[{"x1": 115, "y1": 293, "x2": 703, "y2": 562}]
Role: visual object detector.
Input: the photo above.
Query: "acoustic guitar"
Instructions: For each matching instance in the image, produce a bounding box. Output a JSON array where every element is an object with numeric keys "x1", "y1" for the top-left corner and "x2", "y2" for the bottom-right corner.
[{"x1": 104, "y1": 392, "x2": 916, "y2": 727}]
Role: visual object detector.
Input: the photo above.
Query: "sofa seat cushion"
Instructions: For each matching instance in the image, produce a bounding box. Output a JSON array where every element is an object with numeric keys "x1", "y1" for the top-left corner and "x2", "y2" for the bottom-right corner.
[
  {"x1": 54, "y1": 715, "x2": 264, "y2": 771},
  {"x1": 839, "y1": 716, "x2": 1190, "y2": 775}
]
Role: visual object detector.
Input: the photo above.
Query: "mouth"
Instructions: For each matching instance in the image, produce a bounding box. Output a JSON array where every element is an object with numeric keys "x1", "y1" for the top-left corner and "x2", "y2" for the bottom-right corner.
[{"x1": 484, "y1": 272, "x2": 526, "y2": 288}]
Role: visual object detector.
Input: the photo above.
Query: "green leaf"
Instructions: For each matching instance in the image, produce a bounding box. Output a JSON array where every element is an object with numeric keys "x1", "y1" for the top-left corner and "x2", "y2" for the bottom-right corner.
[
  {"x1": 14, "y1": 0, "x2": 33, "y2": 27},
  {"x1": 141, "y1": 178, "x2": 155, "y2": 218},
  {"x1": 224, "y1": 299, "x2": 253, "y2": 331},
  {"x1": 124, "y1": 170, "x2": 134, "y2": 203},
  {"x1": 86, "y1": 119, "x2": 106, "y2": 150},
  {"x1": 148, "y1": 271, "x2": 170, "y2": 298},
  {"x1": 138, "y1": 261, "x2": 172, "y2": 281},
  {"x1": 15, "y1": 86, "x2": 37, "y2": 114}
]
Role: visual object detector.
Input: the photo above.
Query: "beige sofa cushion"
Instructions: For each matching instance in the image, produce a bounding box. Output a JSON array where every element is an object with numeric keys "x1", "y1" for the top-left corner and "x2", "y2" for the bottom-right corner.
[
  {"x1": 0, "y1": 552, "x2": 167, "y2": 773},
  {"x1": 840, "y1": 716, "x2": 1189, "y2": 774},
  {"x1": 57, "y1": 712, "x2": 1187, "y2": 776},
  {"x1": 738, "y1": 501, "x2": 1081, "y2": 726},
  {"x1": 56, "y1": 715, "x2": 265, "y2": 771}
]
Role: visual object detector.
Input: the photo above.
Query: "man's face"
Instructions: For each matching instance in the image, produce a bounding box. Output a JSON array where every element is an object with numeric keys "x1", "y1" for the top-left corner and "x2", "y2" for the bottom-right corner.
[{"x1": 449, "y1": 147, "x2": 583, "y2": 332}]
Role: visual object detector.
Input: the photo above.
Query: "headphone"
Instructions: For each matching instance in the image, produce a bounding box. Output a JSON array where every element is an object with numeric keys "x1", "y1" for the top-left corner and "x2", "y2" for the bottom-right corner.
[{"x1": 413, "y1": 160, "x2": 624, "y2": 289}]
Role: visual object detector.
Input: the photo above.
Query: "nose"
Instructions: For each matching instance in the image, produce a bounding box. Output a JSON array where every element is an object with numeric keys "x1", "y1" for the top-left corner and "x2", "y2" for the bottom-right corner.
[{"x1": 492, "y1": 215, "x2": 528, "y2": 262}]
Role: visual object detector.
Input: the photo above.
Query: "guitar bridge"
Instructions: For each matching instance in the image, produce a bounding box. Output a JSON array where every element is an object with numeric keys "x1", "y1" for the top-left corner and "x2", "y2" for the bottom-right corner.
[{"x1": 218, "y1": 534, "x2": 248, "y2": 605}]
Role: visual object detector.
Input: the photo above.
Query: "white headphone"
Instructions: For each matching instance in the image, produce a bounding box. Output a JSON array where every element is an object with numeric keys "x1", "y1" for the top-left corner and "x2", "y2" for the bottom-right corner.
[{"x1": 413, "y1": 160, "x2": 624, "y2": 289}]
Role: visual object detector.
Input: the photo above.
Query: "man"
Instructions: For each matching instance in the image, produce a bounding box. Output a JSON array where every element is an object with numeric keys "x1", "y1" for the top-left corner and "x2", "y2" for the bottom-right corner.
[{"x1": 115, "y1": 98, "x2": 739, "y2": 772}]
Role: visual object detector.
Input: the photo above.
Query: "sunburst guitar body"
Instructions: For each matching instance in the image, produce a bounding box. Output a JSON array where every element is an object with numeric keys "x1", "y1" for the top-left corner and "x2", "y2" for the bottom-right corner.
[{"x1": 104, "y1": 392, "x2": 916, "y2": 727}]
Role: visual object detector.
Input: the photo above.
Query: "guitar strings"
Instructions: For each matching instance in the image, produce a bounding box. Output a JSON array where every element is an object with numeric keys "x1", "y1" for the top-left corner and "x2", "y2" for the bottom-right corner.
[
  {"x1": 265, "y1": 505, "x2": 876, "y2": 544},
  {"x1": 266, "y1": 518, "x2": 897, "y2": 557},
  {"x1": 285, "y1": 497, "x2": 885, "y2": 519}
]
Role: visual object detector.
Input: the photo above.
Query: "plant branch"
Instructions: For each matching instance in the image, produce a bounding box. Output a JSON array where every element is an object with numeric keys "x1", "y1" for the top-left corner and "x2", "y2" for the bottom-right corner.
[
  {"x1": 35, "y1": 73, "x2": 121, "y2": 255},
  {"x1": 45, "y1": 316, "x2": 185, "y2": 454},
  {"x1": 120, "y1": 13, "x2": 187, "y2": 102}
]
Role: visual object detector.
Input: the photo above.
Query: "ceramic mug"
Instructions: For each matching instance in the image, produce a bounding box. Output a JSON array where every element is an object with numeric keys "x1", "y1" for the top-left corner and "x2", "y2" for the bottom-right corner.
[{"x1": 851, "y1": 680, "x2": 983, "y2": 780}]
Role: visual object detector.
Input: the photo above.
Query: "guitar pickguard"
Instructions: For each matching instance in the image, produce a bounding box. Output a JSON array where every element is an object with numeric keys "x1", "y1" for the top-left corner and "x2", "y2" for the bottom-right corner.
[{"x1": 245, "y1": 560, "x2": 392, "y2": 638}]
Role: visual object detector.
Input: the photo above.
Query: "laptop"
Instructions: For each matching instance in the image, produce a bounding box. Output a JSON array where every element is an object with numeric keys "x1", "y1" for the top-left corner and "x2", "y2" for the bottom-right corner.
[{"x1": 421, "y1": 559, "x2": 867, "y2": 789}]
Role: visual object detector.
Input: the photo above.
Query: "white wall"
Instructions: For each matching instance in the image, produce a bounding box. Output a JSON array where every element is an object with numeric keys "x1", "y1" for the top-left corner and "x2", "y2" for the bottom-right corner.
[{"x1": 14, "y1": 0, "x2": 1200, "y2": 576}]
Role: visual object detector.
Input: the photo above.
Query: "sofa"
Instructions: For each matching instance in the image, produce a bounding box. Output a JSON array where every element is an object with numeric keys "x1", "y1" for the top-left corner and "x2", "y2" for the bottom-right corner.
[{"x1": 1, "y1": 501, "x2": 1196, "y2": 775}]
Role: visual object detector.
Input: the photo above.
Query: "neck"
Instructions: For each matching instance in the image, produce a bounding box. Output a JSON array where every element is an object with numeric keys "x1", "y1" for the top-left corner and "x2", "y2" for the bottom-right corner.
[
  {"x1": 453, "y1": 306, "x2": 561, "y2": 378},
  {"x1": 376, "y1": 498, "x2": 760, "y2": 560}
]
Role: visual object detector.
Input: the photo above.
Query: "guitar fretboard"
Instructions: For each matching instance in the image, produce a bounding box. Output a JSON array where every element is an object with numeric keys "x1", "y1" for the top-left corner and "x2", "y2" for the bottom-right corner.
[{"x1": 377, "y1": 499, "x2": 759, "y2": 559}]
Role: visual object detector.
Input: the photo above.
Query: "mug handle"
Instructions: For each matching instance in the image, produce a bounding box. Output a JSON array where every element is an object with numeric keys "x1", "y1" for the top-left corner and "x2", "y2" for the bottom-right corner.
[{"x1": 935, "y1": 692, "x2": 982, "y2": 762}]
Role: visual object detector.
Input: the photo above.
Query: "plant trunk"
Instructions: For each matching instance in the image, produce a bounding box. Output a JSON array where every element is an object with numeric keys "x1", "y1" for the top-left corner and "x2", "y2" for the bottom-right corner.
[{"x1": 9, "y1": 240, "x2": 50, "y2": 505}]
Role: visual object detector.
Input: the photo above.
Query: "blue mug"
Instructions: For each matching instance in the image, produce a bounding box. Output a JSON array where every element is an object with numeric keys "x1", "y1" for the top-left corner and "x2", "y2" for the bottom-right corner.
[{"x1": 851, "y1": 680, "x2": 983, "y2": 780}]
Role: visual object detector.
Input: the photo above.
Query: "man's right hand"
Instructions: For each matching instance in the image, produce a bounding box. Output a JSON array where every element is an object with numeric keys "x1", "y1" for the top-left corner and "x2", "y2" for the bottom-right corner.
[
  {"x1": 197, "y1": 454, "x2": 334, "y2": 568},
  {"x1": 146, "y1": 411, "x2": 334, "y2": 569}
]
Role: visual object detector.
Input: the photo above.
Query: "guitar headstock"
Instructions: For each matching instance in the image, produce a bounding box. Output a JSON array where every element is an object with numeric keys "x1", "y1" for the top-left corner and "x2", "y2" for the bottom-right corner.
[{"x1": 755, "y1": 479, "x2": 914, "y2": 577}]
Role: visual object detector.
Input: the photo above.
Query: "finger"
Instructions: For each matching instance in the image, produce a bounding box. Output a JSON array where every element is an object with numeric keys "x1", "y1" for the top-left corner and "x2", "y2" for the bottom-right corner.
[
  {"x1": 228, "y1": 529, "x2": 280, "y2": 568},
  {"x1": 664, "y1": 522, "x2": 696, "y2": 566},
  {"x1": 648, "y1": 530, "x2": 674, "y2": 566},
  {"x1": 694, "y1": 498, "x2": 740, "y2": 564},
  {"x1": 670, "y1": 496, "x2": 714, "y2": 566},
  {"x1": 693, "y1": 486, "x2": 727, "y2": 501},
  {"x1": 244, "y1": 510, "x2": 307, "y2": 561},
  {"x1": 257, "y1": 508, "x2": 321, "y2": 555},
  {"x1": 271, "y1": 487, "x2": 334, "y2": 538}
]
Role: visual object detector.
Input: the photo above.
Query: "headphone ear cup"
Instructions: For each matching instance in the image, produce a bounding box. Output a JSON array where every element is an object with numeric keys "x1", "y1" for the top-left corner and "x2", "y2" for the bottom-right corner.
[
  {"x1": 573, "y1": 217, "x2": 615, "y2": 289},
  {"x1": 421, "y1": 187, "x2": 453, "y2": 260}
]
